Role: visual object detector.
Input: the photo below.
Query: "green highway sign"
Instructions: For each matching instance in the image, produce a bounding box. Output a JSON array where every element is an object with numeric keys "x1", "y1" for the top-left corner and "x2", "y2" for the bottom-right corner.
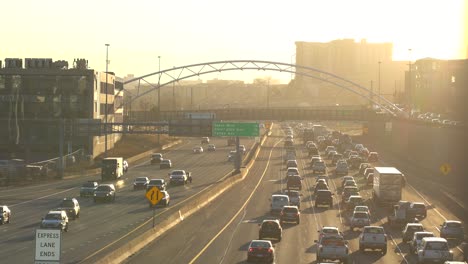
[{"x1": 212, "y1": 122, "x2": 259, "y2": 137}]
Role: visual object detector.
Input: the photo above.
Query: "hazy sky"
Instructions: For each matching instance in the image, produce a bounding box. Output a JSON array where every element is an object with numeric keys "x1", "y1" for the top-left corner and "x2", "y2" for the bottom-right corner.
[{"x1": 3, "y1": 0, "x2": 467, "y2": 84}]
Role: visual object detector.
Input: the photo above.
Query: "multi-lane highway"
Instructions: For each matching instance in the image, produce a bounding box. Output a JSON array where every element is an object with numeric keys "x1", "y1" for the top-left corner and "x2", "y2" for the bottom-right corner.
[
  {"x1": 125, "y1": 124, "x2": 466, "y2": 263},
  {"x1": 0, "y1": 137, "x2": 256, "y2": 263}
]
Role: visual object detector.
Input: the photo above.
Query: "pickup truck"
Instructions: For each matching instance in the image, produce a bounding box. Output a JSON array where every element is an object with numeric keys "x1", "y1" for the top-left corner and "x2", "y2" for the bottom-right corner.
[
  {"x1": 168, "y1": 170, "x2": 192, "y2": 185},
  {"x1": 314, "y1": 235, "x2": 350, "y2": 263},
  {"x1": 359, "y1": 226, "x2": 387, "y2": 254}
]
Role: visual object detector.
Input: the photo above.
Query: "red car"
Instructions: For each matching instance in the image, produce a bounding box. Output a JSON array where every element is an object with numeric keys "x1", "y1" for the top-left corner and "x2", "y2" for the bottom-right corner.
[{"x1": 247, "y1": 240, "x2": 275, "y2": 263}]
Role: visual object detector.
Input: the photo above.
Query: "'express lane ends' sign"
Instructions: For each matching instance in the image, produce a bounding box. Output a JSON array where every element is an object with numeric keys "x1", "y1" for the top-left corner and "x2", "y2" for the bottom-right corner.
[{"x1": 35, "y1": 229, "x2": 61, "y2": 262}]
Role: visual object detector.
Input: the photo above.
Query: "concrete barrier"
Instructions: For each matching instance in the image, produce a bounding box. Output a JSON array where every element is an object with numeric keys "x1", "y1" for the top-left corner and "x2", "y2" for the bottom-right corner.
[{"x1": 95, "y1": 128, "x2": 270, "y2": 264}]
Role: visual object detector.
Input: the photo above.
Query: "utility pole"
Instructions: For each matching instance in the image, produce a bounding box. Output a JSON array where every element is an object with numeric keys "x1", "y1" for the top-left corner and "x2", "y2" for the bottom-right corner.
[
  {"x1": 378, "y1": 61, "x2": 381, "y2": 105},
  {"x1": 172, "y1": 66, "x2": 176, "y2": 111},
  {"x1": 408, "y1": 49, "x2": 412, "y2": 110},
  {"x1": 104, "y1": 44, "x2": 110, "y2": 158},
  {"x1": 157, "y1": 56, "x2": 161, "y2": 145}
]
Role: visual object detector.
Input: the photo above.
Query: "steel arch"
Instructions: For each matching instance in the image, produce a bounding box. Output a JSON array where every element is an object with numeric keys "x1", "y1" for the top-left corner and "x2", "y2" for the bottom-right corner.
[{"x1": 120, "y1": 60, "x2": 403, "y2": 116}]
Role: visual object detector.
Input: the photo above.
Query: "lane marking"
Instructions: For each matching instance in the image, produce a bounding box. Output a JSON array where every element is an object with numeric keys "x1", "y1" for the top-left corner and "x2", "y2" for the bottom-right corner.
[
  {"x1": 188, "y1": 139, "x2": 282, "y2": 264},
  {"x1": 9, "y1": 187, "x2": 76, "y2": 208}
]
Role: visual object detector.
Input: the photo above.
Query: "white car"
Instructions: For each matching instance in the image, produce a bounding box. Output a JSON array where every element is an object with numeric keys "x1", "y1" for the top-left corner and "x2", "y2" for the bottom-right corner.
[
  {"x1": 410, "y1": 231, "x2": 434, "y2": 254},
  {"x1": 192, "y1": 146, "x2": 203, "y2": 153},
  {"x1": 353, "y1": 205, "x2": 371, "y2": 217},
  {"x1": 359, "y1": 226, "x2": 387, "y2": 254},
  {"x1": 350, "y1": 211, "x2": 371, "y2": 231},
  {"x1": 318, "y1": 226, "x2": 342, "y2": 239},
  {"x1": 417, "y1": 237, "x2": 453, "y2": 263}
]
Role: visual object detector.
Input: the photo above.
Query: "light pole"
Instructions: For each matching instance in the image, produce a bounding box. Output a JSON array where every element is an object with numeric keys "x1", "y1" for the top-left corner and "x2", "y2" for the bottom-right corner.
[
  {"x1": 172, "y1": 66, "x2": 176, "y2": 111},
  {"x1": 104, "y1": 43, "x2": 110, "y2": 158},
  {"x1": 378, "y1": 61, "x2": 381, "y2": 105},
  {"x1": 157, "y1": 56, "x2": 161, "y2": 145},
  {"x1": 290, "y1": 53, "x2": 296, "y2": 81},
  {"x1": 408, "y1": 49, "x2": 412, "y2": 110}
]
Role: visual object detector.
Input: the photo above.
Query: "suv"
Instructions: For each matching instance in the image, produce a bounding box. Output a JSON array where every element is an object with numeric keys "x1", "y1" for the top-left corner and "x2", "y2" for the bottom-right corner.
[
  {"x1": 94, "y1": 184, "x2": 116, "y2": 202},
  {"x1": 57, "y1": 198, "x2": 80, "y2": 219},
  {"x1": 417, "y1": 237, "x2": 453, "y2": 263},
  {"x1": 440, "y1": 220, "x2": 464, "y2": 241},
  {"x1": 270, "y1": 194, "x2": 289, "y2": 215},
  {"x1": 80, "y1": 181, "x2": 98, "y2": 197},
  {"x1": 350, "y1": 211, "x2": 371, "y2": 231},
  {"x1": 402, "y1": 223, "x2": 424, "y2": 242},
  {"x1": 342, "y1": 186, "x2": 359, "y2": 203},
  {"x1": 314, "y1": 235, "x2": 350, "y2": 263},
  {"x1": 286, "y1": 159, "x2": 298, "y2": 169},
  {"x1": 286, "y1": 167, "x2": 300, "y2": 178},
  {"x1": 359, "y1": 226, "x2": 387, "y2": 254},
  {"x1": 286, "y1": 175, "x2": 302, "y2": 190},
  {"x1": 280, "y1": 206, "x2": 300, "y2": 225},
  {"x1": 344, "y1": 195, "x2": 364, "y2": 211},
  {"x1": 312, "y1": 161, "x2": 326, "y2": 174},
  {"x1": 147, "y1": 179, "x2": 167, "y2": 191},
  {"x1": 335, "y1": 161, "x2": 349, "y2": 176},
  {"x1": 258, "y1": 219, "x2": 282, "y2": 241},
  {"x1": 410, "y1": 231, "x2": 434, "y2": 254},
  {"x1": 408, "y1": 202, "x2": 427, "y2": 218},
  {"x1": 151, "y1": 153, "x2": 163, "y2": 164},
  {"x1": 315, "y1": 190, "x2": 333, "y2": 208},
  {"x1": 40, "y1": 210, "x2": 69, "y2": 232},
  {"x1": 358, "y1": 163, "x2": 371, "y2": 176},
  {"x1": 0, "y1": 205, "x2": 11, "y2": 224},
  {"x1": 133, "y1": 177, "x2": 149, "y2": 190},
  {"x1": 284, "y1": 190, "x2": 300, "y2": 208}
]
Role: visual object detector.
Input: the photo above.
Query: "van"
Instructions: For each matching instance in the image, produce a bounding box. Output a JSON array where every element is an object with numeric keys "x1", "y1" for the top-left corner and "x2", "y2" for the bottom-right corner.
[
  {"x1": 270, "y1": 194, "x2": 289, "y2": 215},
  {"x1": 101, "y1": 157, "x2": 124, "y2": 181}
]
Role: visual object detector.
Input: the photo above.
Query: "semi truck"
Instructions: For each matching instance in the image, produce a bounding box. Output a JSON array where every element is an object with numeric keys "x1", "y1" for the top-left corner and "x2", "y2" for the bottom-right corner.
[
  {"x1": 101, "y1": 157, "x2": 124, "y2": 181},
  {"x1": 372, "y1": 167, "x2": 404, "y2": 206}
]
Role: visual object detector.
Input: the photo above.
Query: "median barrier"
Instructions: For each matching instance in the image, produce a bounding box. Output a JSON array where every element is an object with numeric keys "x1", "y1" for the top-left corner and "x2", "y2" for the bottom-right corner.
[{"x1": 94, "y1": 127, "x2": 270, "y2": 264}]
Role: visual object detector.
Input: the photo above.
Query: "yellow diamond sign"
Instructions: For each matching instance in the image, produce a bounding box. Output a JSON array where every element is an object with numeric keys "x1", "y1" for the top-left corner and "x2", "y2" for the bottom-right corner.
[
  {"x1": 440, "y1": 163, "x2": 451, "y2": 176},
  {"x1": 145, "y1": 186, "x2": 163, "y2": 206}
]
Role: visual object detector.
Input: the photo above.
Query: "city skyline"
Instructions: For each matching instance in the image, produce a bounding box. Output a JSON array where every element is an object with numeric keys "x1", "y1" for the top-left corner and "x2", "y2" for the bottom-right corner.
[{"x1": 2, "y1": 0, "x2": 467, "y2": 84}]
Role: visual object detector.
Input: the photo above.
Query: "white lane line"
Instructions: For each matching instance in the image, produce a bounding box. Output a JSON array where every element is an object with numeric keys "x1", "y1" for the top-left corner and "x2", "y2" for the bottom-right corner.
[
  {"x1": 9, "y1": 187, "x2": 76, "y2": 207},
  {"x1": 406, "y1": 184, "x2": 447, "y2": 221}
]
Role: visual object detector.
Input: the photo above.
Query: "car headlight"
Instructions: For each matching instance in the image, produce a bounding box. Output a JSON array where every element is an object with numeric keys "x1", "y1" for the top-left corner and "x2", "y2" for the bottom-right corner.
[{"x1": 93, "y1": 193, "x2": 97, "y2": 196}]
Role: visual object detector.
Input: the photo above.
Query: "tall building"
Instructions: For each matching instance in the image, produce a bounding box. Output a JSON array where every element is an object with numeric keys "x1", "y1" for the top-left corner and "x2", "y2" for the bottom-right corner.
[
  {"x1": 0, "y1": 58, "x2": 123, "y2": 160},
  {"x1": 295, "y1": 39, "x2": 404, "y2": 105}
]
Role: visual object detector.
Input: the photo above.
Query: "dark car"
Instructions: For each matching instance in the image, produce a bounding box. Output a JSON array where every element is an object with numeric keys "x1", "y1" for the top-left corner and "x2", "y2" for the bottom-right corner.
[
  {"x1": 342, "y1": 186, "x2": 359, "y2": 202},
  {"x1": 280, "y1": 206, "x2": 300, "y2": 224},
  {"x1": 286, "y1": 175, "x2": 302, "y2": 190},
  {"x1": 366, "y1": 173, "x2": 374, "y2": 186},
  {"x1": 159, "y1": 159, "x2": 172, "y2": 169},
  {"x1": 147, "y1": 179, "x2": 167, "y2": 191},
  {"x1": 315, "y1": 190, "x2": 333, "y2": 208},
  {"x1": 80, "y1": 181, "x2": 98, "y2": 197},
  {"x1": 440, "y1": 220, "x2": 465, "y2": 241},
  {"x1": 201, "y1": 137, "x2": 210, "y2": 144},
  {"x1": 133, "y1": 177, "x2": 149, "y2": 190},
  {"x1": 402, "y1": 223, "x2": 424, "y2": 242},
  {"x1": 57, "y1": 198, "x2": 80, "y2": 219},
  {"x1": 94, "y1": 184, "x2": 116, "y2": 202},
  {"x1": 150, "y1": 153, "x2": 163, "y2": 164},
  {"x1": 358, "y1": 163, "x2": 371, "y2": 176},
  {"x1": 284, "y1": 190, "x2": 301, "y2": 208},
  {"x1": 259, "y1": 219, "x2": 282, "y2": 241},
  {"x1": 408, "y1": 202, "x2": 427, "y2": 218},
  {"x1": 0, "y1": 205, "x2": 11, "y2": 224},
  {"x1": 247, "y1": 240, "x2": 275, "y2": 263}
]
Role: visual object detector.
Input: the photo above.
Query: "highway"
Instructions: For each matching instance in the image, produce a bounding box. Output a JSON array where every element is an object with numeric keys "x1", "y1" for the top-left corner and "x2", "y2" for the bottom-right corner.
[
  {"x1": 125, "y1": 124, "x2": 466, "y2": 263},
  {"x1": 0, "y1": 137, "x2": 256, "y2": 263}
]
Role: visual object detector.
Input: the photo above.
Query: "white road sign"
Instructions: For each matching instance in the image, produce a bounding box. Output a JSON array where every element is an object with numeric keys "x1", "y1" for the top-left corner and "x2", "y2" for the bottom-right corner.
[{"x1": 35, "y1": 229, "x2": 61, "y2": 262}]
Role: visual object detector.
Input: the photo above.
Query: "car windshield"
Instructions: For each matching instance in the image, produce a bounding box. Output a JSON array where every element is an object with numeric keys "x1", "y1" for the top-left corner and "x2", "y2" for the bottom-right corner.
[
  {"x1": 353, "y1": 212, "x2": 368, "y2": 218},
  {"x1": 149, "y1": 180, "x2": 163, "y2": 185},
  {"x1": 286, "y1": 191, "x2": 299, "y2": 197},
  {"x1": 136, "y1": 177, "x2": 147, "y2": 182},
  {"x1": 250, "y1": 241, "x2": 270, "y2": 248},
  {"x1": 416, "y1": 233, "x2": 433, "y2": 240},
  {"x1": 60, "y1": 200, "x2": 74, "y2": 207},
  {"x1": 262, "y1": 222, "x2": 279, "y2": 230},
  {"x1": 283, "y1": 207, "x2": 298, "y2": 213},
  {"x1": 322, "y1": 229, "x2": 338, "y2": 235},
  {"x1": 426, "y1": 242, "x2": 448, "y2": 250},
  {"x1": 273, "y1": 196, "x2": 288, "y2": 203},
  {"x1": 96, "y1": 186, "x2": 111, "y2": 191},
  {"x1": 82, "y1": 182, "x2": 96, "y2": 187},
  {"x1": 446, "y1": 222, "x2": 462, "y2": 228},
  {"x1": 321, "y1": 237, "x2": 345, "y2": 246},
  {"x1": 365, "y1": 227, "x2": 384, "y2": 234},
  {"x1": 45, "y1": 213, "x2": 61, "y2": 220}
]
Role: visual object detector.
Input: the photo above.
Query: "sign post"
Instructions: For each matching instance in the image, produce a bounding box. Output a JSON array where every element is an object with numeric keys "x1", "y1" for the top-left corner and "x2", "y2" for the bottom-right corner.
[
  {"x1": 145, "y1": 186, "x2": 163, "y2": 228},
  {"x1": 35, "y1": 229, "x2": 61, "y2": 263}
]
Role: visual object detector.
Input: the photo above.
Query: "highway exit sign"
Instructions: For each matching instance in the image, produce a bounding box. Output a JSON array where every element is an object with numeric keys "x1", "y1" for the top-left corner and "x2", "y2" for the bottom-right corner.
[{"x1": 212, "y1": 122, "x2": 259, "y2": 137}]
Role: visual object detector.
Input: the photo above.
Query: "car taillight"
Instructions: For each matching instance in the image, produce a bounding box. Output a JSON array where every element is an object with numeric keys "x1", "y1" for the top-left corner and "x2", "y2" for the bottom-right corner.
[
  {"x1": 248, "y1": 248, "x2": 254, "y2": 252},
  {"x1": 384, "y1": 234, "x2": 387, "y2": 242},
  {"x1": 297, "y1": 213, "x2": 300, "y2": 216},
  {"x1": 268, "y1": 248, "x2": 273, "y2": 253}
]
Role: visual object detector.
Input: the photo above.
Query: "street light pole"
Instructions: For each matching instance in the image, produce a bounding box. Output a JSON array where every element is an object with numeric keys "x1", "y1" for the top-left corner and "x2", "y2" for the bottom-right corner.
[
  {"x1": 378, "y1": 61, "x2": 381, "y2": 105},
  {"x1": 104, "y1": 44, "x2": 110, "y2": 158},
  {"x1": 173, "y1": 66, "x2": 176, "y2": 111},
  {"x1": 157, "y1": 56, "x2": 161, "y2": 145},
  {"x1": 408, "y1": 49, "x2": 412, "y2": 110}
]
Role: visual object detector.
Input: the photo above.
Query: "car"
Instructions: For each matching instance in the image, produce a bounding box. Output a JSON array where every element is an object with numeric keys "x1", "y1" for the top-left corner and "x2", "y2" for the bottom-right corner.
[
  {"x1": 331, "y1": 153, "x2": 343, "y2": 165},
  {"x1": 227, "y1": 150, "x2": 237, "y2": 162},
  {"x1": 417, "y1": 237, "x2": 453, "y2": 263},
  {"x1": 280, "y1": 205, "x2": 300, "y2": 224},
  {"x1": 410, "y1": 231, "x2": 434, "y2": 254},
  {"x1": 286, "y1": 167, "x2": 300, "y2": 178},
  {"x1": 353, "y1": 205, "x2": 371, "y2": 217},
  {"x1": 315, "y1": 190, "x2": 333, "y2": 208},
  {"x1": 150, "y1": 153, "x2": 163, "y2": 164},
  {"x1": 440, "y1": 220, "x2": 464, "y2": 241},
  {"x1": 314, "y1": 181, "x2": 329, "y2": 195},
  {"x1": 310, "y1": 156, "x2": 322, "y2": 167},
  {"x1": 239, "y1": 145, "x2": 246, "y2": 154},
  {"x1": 316, "y1": 175, "x2": 330, "y2": 185},
  {"x1": 359, "y1": 226, "x2": 387, "y2": 254},
  {"x1": 327, "y1": 150, "x2": 338, "y2": 160},
  {"x1": 207, "y1": 144, "x2": 216, "y2": 151},
  {"x1": 341, "y1": 186, "x2": 359, "y2": 202},
  {"x1": 402, "y1": 223, "x2": 424, "y2": 242},
  {"x1": 0, "y1": 205, "x2": 11, "y2": 224},
  {"x1": 366, "y1": 173, "x2": 374, "y2": 186},
  {"x1": 343, "y1": 180, "x2": 357, "y2": 189},
  {"x1": 286, "y1": 159, "x2": 298, "y2": 169},
  {"x1": 159, "y1": 159, "x2": 172, "y2": 169},
  {"x1": 318, "y1": 226, "x2": 342, "y2": 239},
  {"x1": 94, "y1": 184, "x2": 116, "y2": 202},
  {"x1": 324, "y1": 146, "x2": 336, "y2": 156},
  {"x1": 345, "y1": 195, "x2": 364, "y2": 211},
  {"x1": 284, "y1": 189, "x2": 301, "y2": 208},
  {"x1": 193, "y1": 146, "x2": 203, "y2": 153},
  {"x1": 201, "y1": 137, "x2": 210, "y2": 144},
  {"x1": 270, "y1": 194, "x2": 289, "y2": 215},
  {"x1": 57, "y1": 198, "x2": 80, "y2": 219},
  {"x1": 408, "y1": 202, "x2": 427, "y2": 218},
  {"x1": 149, "y1": 190, "x2": 170, "y2": 207},
  {"x1": 286, "y1": 175, "x2": 302, "y2": 190},
  {"x1": 314, "y1": 235, "x2": 350, "y2": 263},
  {"x1": 40, "y1": 210, "x2": 69, "y2": 232},
  {"x1": 123, "y1": 160, "x2": 129, "y2": 173},
  {"x1": 247, "y1": 240, "x2": 275, "y2": 263},
  {"x1": 341, "y1": 176, "x2": 355, "y2": 188},
  {"x1": 80, "y1": 181, "x2": 98, "y2": 197},
  {"x1": 133, "y1": 177, "x2": 150, "y2": 190},
  {"x1": 363, "y1": 167, "x2": 374, "y2": 180},
  {"x1": 147, "y1": 178, "x2": 167, "y2": 191},
  {"x1": 350, "y1": 211, "x2": 371, "y2": 231},
  {"x1": 312, "y1": 161, "x2": 326, "y2": 174},
  {"x1": 358, "y1": 163, "x2": 371, "y2": 176},
  {"x1": 258, "y1": 219, "x2": 282, "y2": 241},
  {"x1": 354, "y1": 144, "x2": 364, "y2": 151},
  {"x1": 169, "y1": 170, "x2": 192, "y2": 185},
  {"x1": 335, "y1": 161, "x2": 349, "y2": 175},
  {"x1": 284, "y1": 138, "x2": 294, "y2": 147},
  {"x1": 360, "y1": 148, "x2": 370, "y2": 158},
  {"x1": 347, "y1": 155, "x2": 363, "y2": 169},
  {"x1": 368, "y1": 152, "x2": 379, "y2": 162},
  {"x1": 308, "y1": 147, "x2": 319, "y2": 156}
]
